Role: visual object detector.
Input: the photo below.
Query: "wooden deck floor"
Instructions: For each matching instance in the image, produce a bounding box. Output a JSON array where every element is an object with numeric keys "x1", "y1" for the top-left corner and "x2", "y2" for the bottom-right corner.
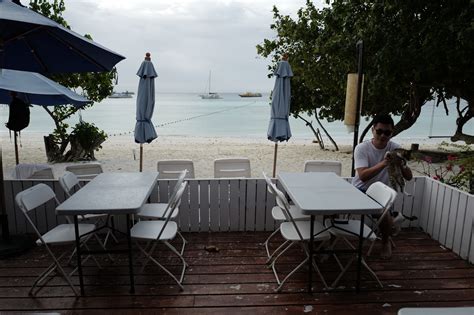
[{"x1": 0, "y1": 229, "x2": 473, "y2": 314}]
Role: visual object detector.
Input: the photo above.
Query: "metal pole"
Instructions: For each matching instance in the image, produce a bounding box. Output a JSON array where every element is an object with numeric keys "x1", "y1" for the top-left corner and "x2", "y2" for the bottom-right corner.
[
  {"x1": 351, "y1": 40, "x2": 364, "y2": 177},
  {"x1": 0, "y1": 145, "x2": 9, "y2": 241},
  {"x1": 272, "y1": 143, "x2": 278, "y2": 178}
]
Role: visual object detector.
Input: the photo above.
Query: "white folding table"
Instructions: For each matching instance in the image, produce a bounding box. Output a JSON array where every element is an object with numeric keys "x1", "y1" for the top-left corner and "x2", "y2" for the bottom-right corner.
[
  {"x1": 277, "y1": 172, "x2": 383, "y2": 293},
  {"x1": 56, "y1": 172, "x2": 159, "y2": 295}
]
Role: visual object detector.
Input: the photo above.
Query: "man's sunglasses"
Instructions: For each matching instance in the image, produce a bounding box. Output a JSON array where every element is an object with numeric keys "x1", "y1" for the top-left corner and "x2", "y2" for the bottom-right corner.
[{"x1": 374, "y1": 129, "x2": 392, "y2": 136}]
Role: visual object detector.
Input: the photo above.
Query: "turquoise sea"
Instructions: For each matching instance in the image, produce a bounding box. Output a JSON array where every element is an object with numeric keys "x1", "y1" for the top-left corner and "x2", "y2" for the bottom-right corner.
[{"x1": 1, "y1": 93, "x2": 472, "y2": 144}]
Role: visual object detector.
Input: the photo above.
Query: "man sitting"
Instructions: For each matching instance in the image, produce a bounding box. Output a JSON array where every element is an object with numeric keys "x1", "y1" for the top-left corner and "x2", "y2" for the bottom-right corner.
[{"x1": 352, "y1": 114, "x2": 412, "y2": 258}]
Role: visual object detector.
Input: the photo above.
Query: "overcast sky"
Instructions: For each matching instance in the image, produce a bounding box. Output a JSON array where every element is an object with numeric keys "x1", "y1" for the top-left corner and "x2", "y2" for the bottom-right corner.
[{"x1": 60, "y1": 0, "x2": 325, "y2": 93}]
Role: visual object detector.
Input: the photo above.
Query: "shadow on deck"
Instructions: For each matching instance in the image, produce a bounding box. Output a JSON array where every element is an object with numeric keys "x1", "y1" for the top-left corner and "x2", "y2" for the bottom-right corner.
[{"x1": 0, "y1": 229, "x2": 473, "y2": 314}]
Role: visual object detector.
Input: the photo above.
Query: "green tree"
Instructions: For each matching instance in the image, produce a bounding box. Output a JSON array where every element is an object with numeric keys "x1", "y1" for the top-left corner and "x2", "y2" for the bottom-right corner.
[
  {"x1": 29, "y1": 0, "x2": 117, "y2": 161},
  {"x1": 257, "y1": 0, "x2": 473, "y2": 144}
]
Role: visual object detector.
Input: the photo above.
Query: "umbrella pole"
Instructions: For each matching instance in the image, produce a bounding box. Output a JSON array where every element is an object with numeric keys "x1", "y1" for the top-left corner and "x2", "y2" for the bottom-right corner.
[
  {"x1": 0, "y1": 145, "x2": 9, "y2": 241},
  {"x1": 139, "y1": 144, "x2": 143, "y2": 172},
  {"x1": 13, "y1": 132, "x2": 19, "y2": 165},
  {"x1": 272, "y1": 142, "x2": 278, "y2": 177}
]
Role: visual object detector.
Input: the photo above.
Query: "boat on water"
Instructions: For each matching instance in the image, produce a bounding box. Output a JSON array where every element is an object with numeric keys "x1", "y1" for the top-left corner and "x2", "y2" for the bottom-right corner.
[
  {"x1": 239, "y1": 92, "x2": 262, "y2": 97},
  {"x1": 200, "y1": 71, "x2": 222, "y2": 99},
  {"x1": 109, "y1": 91, "x2": 134, "y2": 98}
]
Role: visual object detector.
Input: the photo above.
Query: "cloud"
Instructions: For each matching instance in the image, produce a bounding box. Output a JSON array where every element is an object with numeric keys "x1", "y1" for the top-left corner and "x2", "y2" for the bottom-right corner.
[{"x1": 62, "y1": 0, "x2": 318, "y2": 92}]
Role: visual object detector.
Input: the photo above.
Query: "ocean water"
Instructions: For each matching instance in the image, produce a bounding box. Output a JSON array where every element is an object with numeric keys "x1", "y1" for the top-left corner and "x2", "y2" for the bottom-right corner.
[{"x1": 1, "y1": 93, "x2": 472, "y2": 144}]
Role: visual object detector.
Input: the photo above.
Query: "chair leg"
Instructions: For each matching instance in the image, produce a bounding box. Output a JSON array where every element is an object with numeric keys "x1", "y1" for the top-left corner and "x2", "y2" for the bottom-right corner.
[
  {"x1": 266, "y1": 239, "x2": 291, "y2": 265},
  {"x1": 30, "y1": 247, "x2": 78, "y2": 296},
  {"x1": 136, "y1": 242, "x2": 185, "y2": 291},
  {"x1": 264, "y1": 228, "x2": 281, "y2": 258},
  {"x1": 361, "y1": 258, "x2": 383, "y2": 288},
  {"x1": 177, "y1": 231, "x2": 187, "y2": 256}
]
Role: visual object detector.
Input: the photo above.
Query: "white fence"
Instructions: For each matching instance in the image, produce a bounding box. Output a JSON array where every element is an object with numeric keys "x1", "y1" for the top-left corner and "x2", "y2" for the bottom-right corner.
[{"x1": 2, "y1": 176, "x2": 473, "y2": 262}]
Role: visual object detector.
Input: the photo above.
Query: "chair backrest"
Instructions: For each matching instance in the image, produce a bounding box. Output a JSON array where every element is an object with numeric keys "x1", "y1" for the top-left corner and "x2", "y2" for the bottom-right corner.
[
  {"x1": 304, "y1": 160, "x2": 342, "y2": 176},
  {"x1": 366, "y1": 181, "x2": 398, "y2": 232},
  {"x1": 157, "y1": 160, "x2": 195, "y2": 179},
  {"x1": 29, "y1": 167, "x2": 55, "y2": 179},
  {"x1": 214, "y1": 158, "x2": 251, "y2": 178},
  {"x1": 15, "y1": 183, "x2": 58, "y2": 215},
  {"x1": 65, "y1": 163, "x2": 103, "y2": 180},
  {"x1": 262, "y1": 172, "x2": 292, "y2": 217},
  {"x1": 59, "y1": 171, "x2": 81, "y2": 197},
  {"x1": 157, "y1": 182, "x2": 188, "y2": 240}
]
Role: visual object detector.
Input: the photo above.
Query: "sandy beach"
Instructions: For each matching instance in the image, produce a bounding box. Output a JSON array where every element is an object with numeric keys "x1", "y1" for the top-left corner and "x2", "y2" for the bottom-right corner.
[{"x1": 1, "y1": 132, "x2": 443, "y2": 179}]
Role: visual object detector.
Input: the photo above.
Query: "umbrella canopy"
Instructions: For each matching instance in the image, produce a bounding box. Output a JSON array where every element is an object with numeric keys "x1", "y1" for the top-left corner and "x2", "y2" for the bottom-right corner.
[
  {"x1": 134, "y1": 54, "x2": 158, "y2": 144},
  {"x1": 0, "y1": 69, "x2": 90, "y2": 106},
  {"x1": 0, "y1": 0, "x2": 125, "y2": 73},
  {"x1": 267, "y1": 60, "x2": 293, "y2": 142}
]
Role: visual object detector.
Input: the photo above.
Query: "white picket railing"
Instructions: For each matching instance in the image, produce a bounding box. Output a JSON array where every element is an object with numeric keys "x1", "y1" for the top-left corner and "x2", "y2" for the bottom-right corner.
[{"x1": 2, "y1": 176, "x2": 473, "y2": 262}]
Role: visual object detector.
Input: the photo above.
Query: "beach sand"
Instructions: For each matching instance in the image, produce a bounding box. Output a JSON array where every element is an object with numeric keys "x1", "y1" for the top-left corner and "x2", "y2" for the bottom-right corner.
[{"x1": 1, "y1": 133, "x2": 440, "y2": 179}]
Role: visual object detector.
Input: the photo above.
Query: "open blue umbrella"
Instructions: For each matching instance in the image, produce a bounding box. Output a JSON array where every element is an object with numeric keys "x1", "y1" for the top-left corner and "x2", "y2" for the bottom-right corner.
[
  {"x1": 0, "y1": 0, "x2": 124, "y2": 255},
  {"x1": 267, "y1": 58, "x2": 293, "y2": 177},
  {"x1": 0, "y1": 69, "x2": 90, "y2": 106},
  {"x1": 0, "y1": 0, "x2": 125, "y2": 73},
  {"x1": 134, "y1": 53, "x2": 158, "y2": 172},
  {"x1": 0, "y1": 69, "x2": 90, "y2": 165}
]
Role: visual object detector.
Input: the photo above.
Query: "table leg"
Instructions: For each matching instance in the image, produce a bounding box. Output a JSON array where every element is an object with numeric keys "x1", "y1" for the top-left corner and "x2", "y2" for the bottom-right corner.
[
  {"x1": 74, "y1": 215, "x2": 85, "y2": 296},
  {"x1": 127, "y1": 214, "x2": 135, "y2": 294},
  {"x1": 308, "y1": 215, "x2": 314, "y2": 293},
  {"x1": 356, "y1": 215, "x2": 365, "y2": 293}
]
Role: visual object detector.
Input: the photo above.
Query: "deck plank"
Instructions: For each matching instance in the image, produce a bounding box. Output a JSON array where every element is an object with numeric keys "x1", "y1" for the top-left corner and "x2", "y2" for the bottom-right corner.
[{"x1": 0, "y1": 230, "x2": 473, "y2": 314}]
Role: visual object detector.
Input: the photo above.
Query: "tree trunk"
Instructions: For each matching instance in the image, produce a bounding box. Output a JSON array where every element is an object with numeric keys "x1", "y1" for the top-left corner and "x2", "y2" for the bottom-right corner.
[{"x1": 43, "y1": 135, "x2": 63, "y2": 162}]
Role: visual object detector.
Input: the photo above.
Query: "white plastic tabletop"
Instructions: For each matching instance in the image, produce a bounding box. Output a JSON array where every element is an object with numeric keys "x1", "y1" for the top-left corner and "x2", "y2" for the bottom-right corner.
[
  {"x1": 56, "y1": 172, "x2": 159, "y2": 215},
  {"x1": 277, "y1": 172, "x2": 383, "y2": 215}
]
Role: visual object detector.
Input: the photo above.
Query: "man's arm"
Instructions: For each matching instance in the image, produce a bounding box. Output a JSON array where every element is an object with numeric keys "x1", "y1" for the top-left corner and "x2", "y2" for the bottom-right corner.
[{"x1": 356, "y1": 159, "x2": 389, "y2": 182}]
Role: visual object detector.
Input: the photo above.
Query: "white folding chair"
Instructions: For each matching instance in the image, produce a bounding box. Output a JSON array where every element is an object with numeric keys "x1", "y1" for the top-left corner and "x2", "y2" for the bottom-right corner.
[
  {"x1": 262, "y1": 172, "x2": 310, "y2": 263},
  {"x1": 267, "y1": 180, "x2": 331, "y2": 292},
  {"x1": 59, "y1": 171, "x2": 118, "y2": 249},
  {"x1": 324, "y1": 181, "x2": 397, "y2": 288},
  {"x1": 398, "y1": 307, "x2": 474, "y2": 315},
  {"x1": 137, "y1": 169, "x2": 188, "y2": 255},
  {"x1": 304, "y1": 160, "x2": 342, "y2": 176},
  {"x1": 157, "y1": 160, "x2": 195, "y2": 179},
  {"x1": 214, "y1": 158, "x2": 251, "y2": 178},
  {"x1": 15, "y1": 184, "x2": 99, "y2": 296},
  {"x1": 131, "y1": 182, "x2": 188, "y2": 291},
  {"x1": 65, "y1": 163, "x2": 103, "y2": 180}
]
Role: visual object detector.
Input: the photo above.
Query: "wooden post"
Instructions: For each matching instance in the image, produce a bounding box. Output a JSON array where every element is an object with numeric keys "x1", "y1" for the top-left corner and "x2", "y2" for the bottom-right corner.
[
  {"x1": 272, "y1": 142, "x2": 278, "y2": 178},
  {"x1": 139, "y1": 144, "x2": 143, "y2": 172}
]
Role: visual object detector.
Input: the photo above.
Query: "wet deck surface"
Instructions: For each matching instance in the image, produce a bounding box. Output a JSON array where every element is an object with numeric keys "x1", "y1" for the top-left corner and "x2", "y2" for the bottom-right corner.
[{"x1": 0, "y1": 229, "x2": 473, "y2": 314}]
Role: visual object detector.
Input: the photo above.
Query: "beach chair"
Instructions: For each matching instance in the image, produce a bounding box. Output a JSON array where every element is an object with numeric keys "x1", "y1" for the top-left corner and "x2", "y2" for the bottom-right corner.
[
  {"x1": 15, "y1": 184, "x2": 99, "y2": 296},
  {"x1": 12, "y1": 164, "x2": 54, "y2": 179},
  {"x1": 131, "y1": 182, "x2": 188, "y2": 291},
  {"x1": 214, "y1": 158, "x2": 251, "y2": 178},
  {"x1": 304, "y1": 160, "x2": 342, "y2": 176},
  {"x1": 267, "y1": 178, "x2": 331, "y2": 292},
  {"x1": 65, "y1": 162, "x2": 103, "y2": 180},
  {"x1": 324, "y1": 181, "x2": 397, "y2": 288},
  {"x1": 157, "y1": 160, "x2": 195, "y2": 179},
  {"x1": 262, "y1": 172, "x2": 310, "y2": 263},
  {"x1": 59, "y1": 171, "x2": 118, "y2": 249}
]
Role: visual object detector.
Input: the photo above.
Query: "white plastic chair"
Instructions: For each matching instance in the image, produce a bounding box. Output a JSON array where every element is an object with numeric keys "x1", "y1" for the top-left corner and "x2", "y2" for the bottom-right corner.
[
  {"x1": 214, "y1": 158, "x2": 251, "y2": 178},
  {"x1": 324, "y1": 181, "x2": 397, "y2": 288},
  {"x1": 266, "y1": 178, "x2": 331, "y2": 292},
  {"x1": 262, "y1": 172, "x2": 310, "y2": 263},
  {"x1": 137, "y1": 169, "x2": 188, "y2": 255},
  {"x1": 304, "y1": 160, "x2": 342, "y2": 176},
  {"x1": 398, "y1": 307, "x2": 474, "y2": 315},
  {"x1": 15, "y1": 183, "x2": 99, "y2": 296},
  {"x1": 65, "y1": 163, "x2": 103, "y2": 180},
  {"x1": 59, "y1": 171, "x2": 118, "y2": 248},
  {"x1": 131, "y1": 182, "x2": 188, "y2": 290},
  {"x1": 157, "y1": 160, "x2": 195, "y2": 179}
]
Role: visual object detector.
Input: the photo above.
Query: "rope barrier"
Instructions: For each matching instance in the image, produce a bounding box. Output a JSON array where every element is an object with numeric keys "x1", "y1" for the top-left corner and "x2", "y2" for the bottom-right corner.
[{"x1": 106, "y1": 100, "x2": 257, "y2": 137}]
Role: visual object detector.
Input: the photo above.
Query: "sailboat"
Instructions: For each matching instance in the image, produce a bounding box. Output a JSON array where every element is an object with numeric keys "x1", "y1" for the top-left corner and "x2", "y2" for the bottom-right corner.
[{"x1": 200, "y1": 71, "x2": 222, "y2": 99}]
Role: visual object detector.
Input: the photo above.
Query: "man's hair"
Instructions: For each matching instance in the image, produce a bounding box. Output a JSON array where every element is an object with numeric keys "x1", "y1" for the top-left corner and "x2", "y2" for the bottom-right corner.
[{"x1": 372, "y1": 114, "x2": 394, "y2": 127}]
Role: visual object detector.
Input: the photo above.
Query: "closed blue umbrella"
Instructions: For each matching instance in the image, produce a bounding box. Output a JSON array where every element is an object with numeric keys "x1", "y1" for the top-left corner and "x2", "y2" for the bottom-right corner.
[
  {"x1": 134, "y1": 53, "x2": 158, "y2": 171},
  {"x1": 0, "y1": 0, "x2": 125, "y2": 73},
  {"x1": 267, "y1": 57, "x2": 293, "y2": 177}
]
